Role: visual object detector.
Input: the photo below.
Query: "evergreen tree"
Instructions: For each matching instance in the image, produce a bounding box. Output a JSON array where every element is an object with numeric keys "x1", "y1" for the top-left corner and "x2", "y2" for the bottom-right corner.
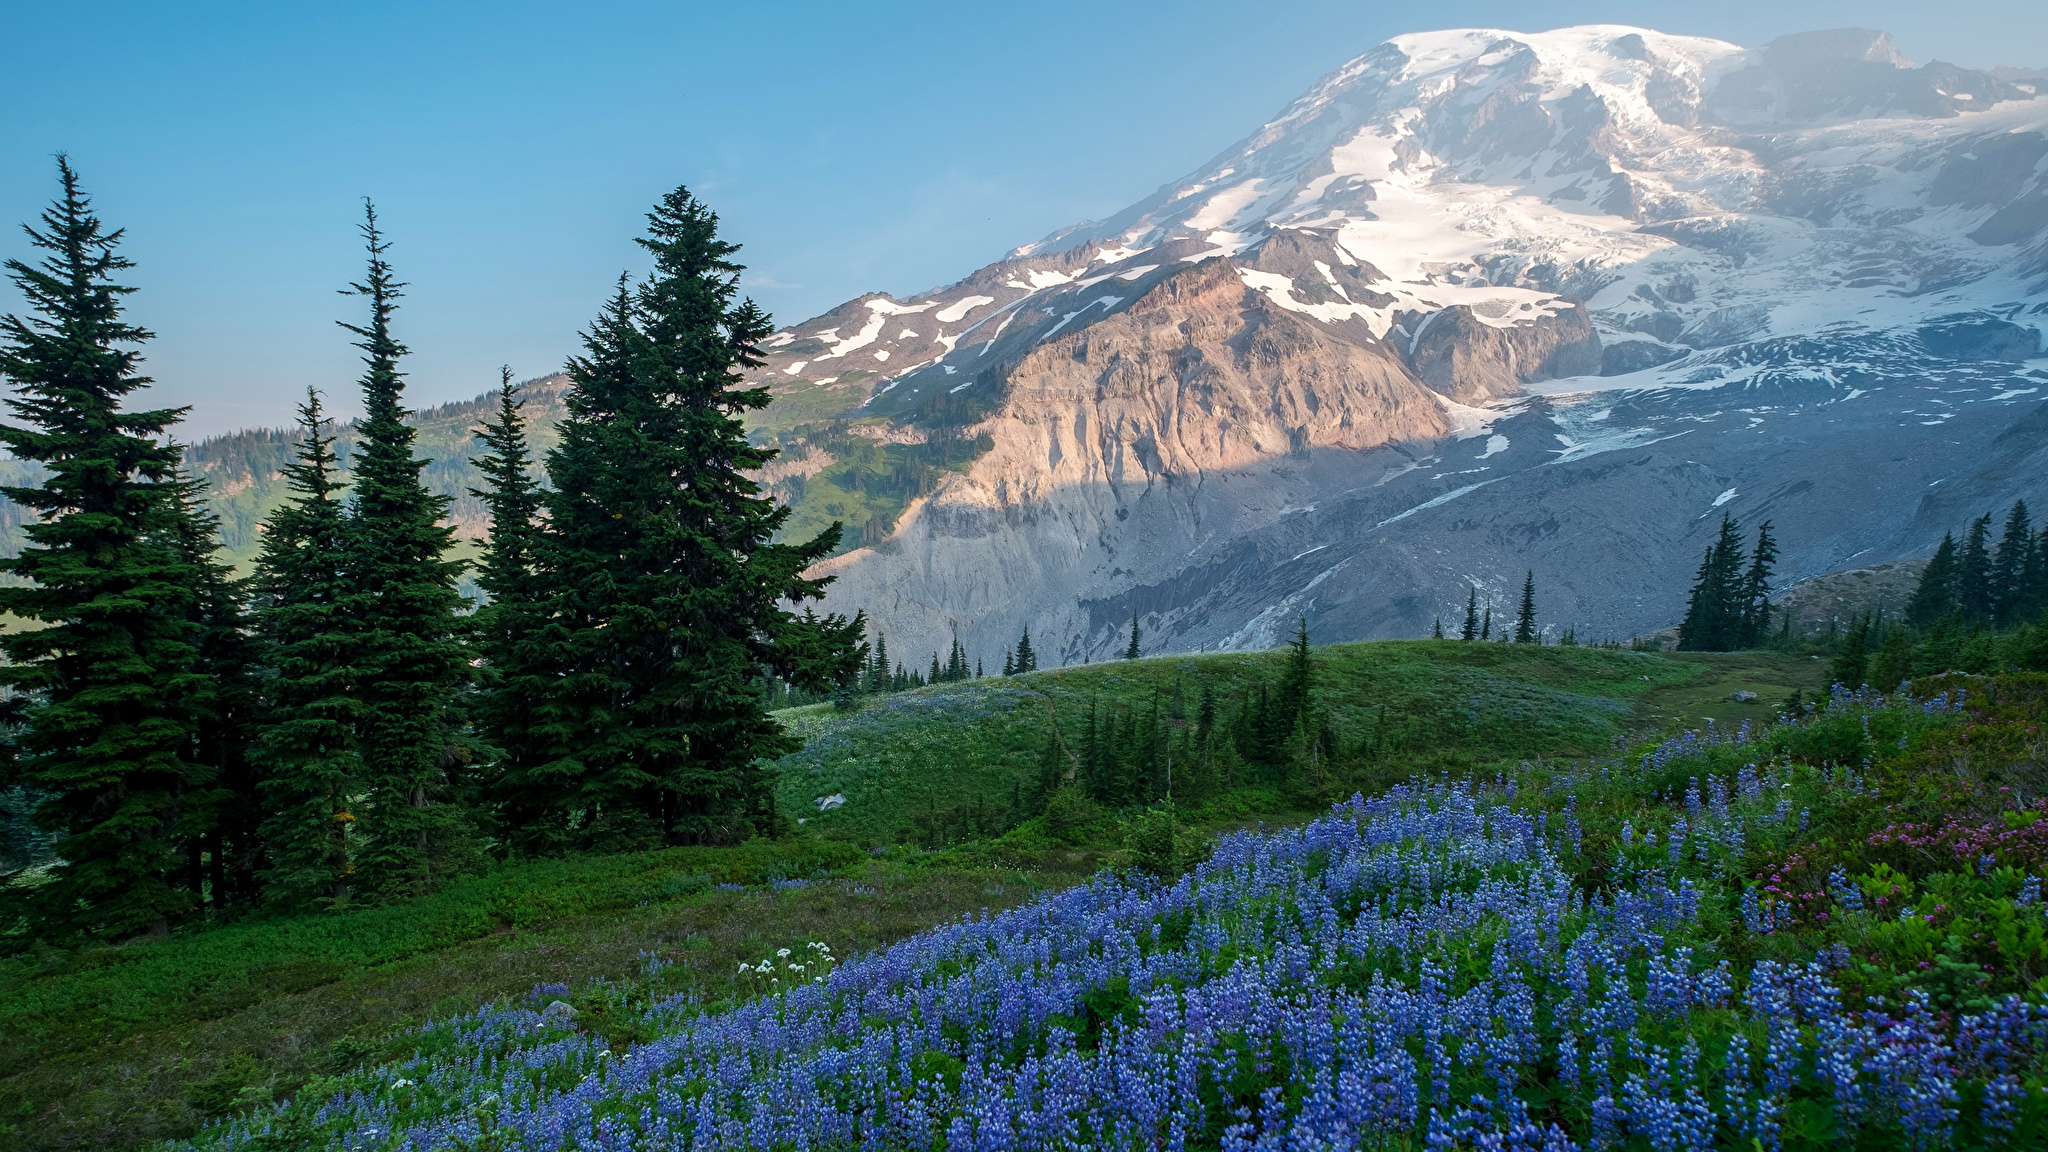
[
  {"x1": 1432, "y1": 617, "x2": 1444, "y2": 639},
  {"x1": 1125, "y1": 611, "x2": 1141, "y2": 660},
  {"x1": 1001, "y1": 651, "x2": 1014, "y2": 677},
  {"x1": 1014, "y1": 628, "x2": 1037, "y2": 673},
  {"x1": 1459, "y1": 587, "x2": 1479, "y2": 641},
  {"x1": 1991, "y1": 502, "x2": 2032, "y2": 627},
  {"x1": 1079, "y1": 698, "x2": 1103, "y2": 803},
  {"x1": 1828, "y1": 612, "x2": 1873, "y2": 689},
  {"x1": 929, "y1": 653, "x2": 943, "y2": 684},
  {"x1": 469, "y1": 368, "x2": 547, "y2": 836},
  {"x1": 1738, "y1": 521, "x2": 1777, "y2": 647},
  {"x1": 163, "y1": 461, "x2": 262, "y2": 910},
  {"x1": 0, "y1": 160, "x2": 213, "y2": 938},
  {"x1": 1277, "y1": 619, "x2": 1315, "y2": 751},
  {"x1": 1480, "y1": 603, "x2": 1492, "y2": 641},
  {"x1": 1512, "y1": 571, "x2": 1538, "y2": 644},
  {"x1": 870, "y1": 635, "x2": 891, "y2": 692},
  {"x1": 333, "y1": 205, "x2": 474, "y2": 899},
  {"x1": 1678, "y1": 515, "x2": 1747, "y2": 651},
  {"x1": 1907, "y1": 532, "x2": 1961, "y2": 626},
  {"x1": 251, "y1": 391, "x2": 361, "y2": 910},
  {"x1": 1866, "y1": 624, "x2": 1916, "y2": 693},
  {"x1": 2022, "y1": 527, "x2": 2048, "y2": 624},
  {"x1": 1957, "y1": 514, "x2": 1994, "y2": 623},
  {"x1": 505, "y1": 188, "x2": 864, "y2": 849},
  {"x1": 1917, "y1": 612, "x2": 1964, "y2": 677}
]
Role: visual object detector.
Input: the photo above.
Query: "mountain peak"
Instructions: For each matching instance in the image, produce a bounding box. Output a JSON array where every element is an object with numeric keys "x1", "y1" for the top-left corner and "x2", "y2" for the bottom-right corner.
[{"x1": 732, "y1": 23, "x2": 2048, "y2": 664}]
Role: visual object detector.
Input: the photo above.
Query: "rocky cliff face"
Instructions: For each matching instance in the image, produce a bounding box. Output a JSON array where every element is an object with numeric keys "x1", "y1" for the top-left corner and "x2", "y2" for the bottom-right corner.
[{"x1": 747, "y1": 23, "x2": 2048, "y2": 667}]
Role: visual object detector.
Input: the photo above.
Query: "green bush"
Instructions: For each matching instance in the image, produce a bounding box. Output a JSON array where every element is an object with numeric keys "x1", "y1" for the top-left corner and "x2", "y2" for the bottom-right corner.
[{"x1": 1042, "y1": 787, "x2": 1096, "y2": 844}]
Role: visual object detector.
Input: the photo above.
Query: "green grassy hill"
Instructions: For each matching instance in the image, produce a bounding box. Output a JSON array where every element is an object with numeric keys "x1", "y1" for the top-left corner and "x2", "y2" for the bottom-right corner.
[
  {"x1": 0, "y1": 641, "x2": 1824, "y2": 1151},
  {"x1": 770, "y1": 641, "x2": 1823, "y2": 844}
]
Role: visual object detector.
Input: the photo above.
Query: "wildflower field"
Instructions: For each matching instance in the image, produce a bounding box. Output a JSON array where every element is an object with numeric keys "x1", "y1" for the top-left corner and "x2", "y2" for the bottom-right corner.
[{"x1": 172, "y1": 671, "x2": 2048, "y2": 1151}]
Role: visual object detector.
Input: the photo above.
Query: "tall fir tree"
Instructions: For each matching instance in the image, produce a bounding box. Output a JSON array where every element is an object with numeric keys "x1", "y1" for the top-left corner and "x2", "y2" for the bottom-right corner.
[
  {"x1": 469, "y1": 369, "x2": 548, "y2": 829},
  {"x1": 1828, "y1": 611, "x2": 1873, "y2": 689},
  {"x1": 163, "y1": 460, "x2": 262, "y2": 910},
  {"x1": 335, "y1": 205, "x2": 474, "y2": 900},
  {"x1": 1991, "y1": 502, "x2": 2032, "y2": 627},
  {"x1": 1677, "y1": 515, "x2": 1747, "y2": 651},
  {"x1": 502, "y1": 189, "x2": 862, "y2": 850},
  {"x1": 1512, "y1": 571, "x2": 1538, "y2": 644},
  {"x1": 1480, "y1": 603, "x2": 1492, "y2": 641},
  {"x1": 251, "y1": 391, "x2": 361, "y2": 910},
  {"x1": 1431, "y1": 617, "x2": 1444, "y2": 639},
  {"x1": 1907, "y1": 531, "x2": 1961, "y2": 626},
  {"x1": 1278, "y1": 619, "x2": 1314, "y2": 739},
  {"x1": 1738, "y1": 521, "x2": 1778, "y2": 647},
  {"x1": 1014, "y1": 628, "x2": 1037, "y2": 673},
  {"x1": 1957, "y1": 514, "x2": 1994, "y2": 623},
  {"x1": 1459, "y1": 587, "x2": 1479, "y2": 641},
  {"x1": 2022, "y1": 527, "x2": 2048, "y2": 624},
  {"x1": 1125, "y1": 611, "x2": 1141, "y2": 660},
  {"x1": 0, "y1": 160, "x2": 213, "y2": 938},
  {"x1": 1866, "y1": 624, "x2": 1916, "y2": 692}
]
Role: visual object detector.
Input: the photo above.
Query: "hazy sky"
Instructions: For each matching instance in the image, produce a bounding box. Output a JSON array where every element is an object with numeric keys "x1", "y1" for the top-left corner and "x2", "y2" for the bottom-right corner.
[{"x1": 4, "y1": 0, "x2": 2045, "y2": 436}]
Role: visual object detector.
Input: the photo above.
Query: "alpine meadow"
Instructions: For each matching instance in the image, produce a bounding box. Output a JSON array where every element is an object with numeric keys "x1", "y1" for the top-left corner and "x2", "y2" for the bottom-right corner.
[{"x1": 10, "y1": 14, "x2": 2048, "y2": 1152}]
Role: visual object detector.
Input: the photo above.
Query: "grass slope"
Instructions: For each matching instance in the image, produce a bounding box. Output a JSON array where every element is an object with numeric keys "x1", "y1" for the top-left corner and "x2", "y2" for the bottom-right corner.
[{"x1": 772, "y1": 642, "x2": 1823, "y2": 844}]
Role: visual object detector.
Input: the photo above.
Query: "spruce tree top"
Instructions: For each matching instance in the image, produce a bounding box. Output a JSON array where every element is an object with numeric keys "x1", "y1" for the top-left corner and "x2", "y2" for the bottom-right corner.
[
  {"x1": 469, "y1": 368, "x2": 544, "y2": 608},
  {"x1": 0, "y1": 159, "x2": 187, "y2": 511}
]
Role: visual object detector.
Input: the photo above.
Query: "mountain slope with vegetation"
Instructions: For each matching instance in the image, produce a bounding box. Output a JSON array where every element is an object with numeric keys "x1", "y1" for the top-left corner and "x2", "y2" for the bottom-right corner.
[
  {"x1": 0, "y1": 641, "x2": 1806, "y2": 1152},
  {"x1": 136, "y1": 665, "x2": 2048, "y2": 1152}
]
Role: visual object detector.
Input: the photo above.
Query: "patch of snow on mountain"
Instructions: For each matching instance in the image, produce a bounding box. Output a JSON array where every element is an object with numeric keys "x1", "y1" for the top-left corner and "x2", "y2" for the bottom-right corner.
[{"x1": 934, "y1": 295, "x2": 994, "y2": 322}]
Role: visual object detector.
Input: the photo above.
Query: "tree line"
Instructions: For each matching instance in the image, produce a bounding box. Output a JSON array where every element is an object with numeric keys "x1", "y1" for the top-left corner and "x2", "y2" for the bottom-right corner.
[
  {"x1": 0, "y1": 164, "x2": 864, "y2": 939},
  {"x1": 1829, "y1": 500, "x2": 2048, "y2": 690}
]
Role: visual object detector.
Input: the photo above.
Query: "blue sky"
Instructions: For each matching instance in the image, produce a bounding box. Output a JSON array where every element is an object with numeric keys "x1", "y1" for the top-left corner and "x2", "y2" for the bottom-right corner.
[{"x1": 4, "y1": 0, "x2": 2045, "y2": 435}]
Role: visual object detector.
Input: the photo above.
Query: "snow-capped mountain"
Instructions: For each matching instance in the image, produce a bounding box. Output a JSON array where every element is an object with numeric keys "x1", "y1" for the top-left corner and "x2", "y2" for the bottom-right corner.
[{"x1": 748, "y1": 25, "x2": 2048, "y2": 665}]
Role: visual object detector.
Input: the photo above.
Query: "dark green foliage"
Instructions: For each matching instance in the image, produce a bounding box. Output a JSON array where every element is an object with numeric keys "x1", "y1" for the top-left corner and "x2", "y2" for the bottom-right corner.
[
  {"x1": 497, "y1": 187, "x2": 862, "y2": 850},
  {"x1": 1866, "y1": 620, "x2": 1916, "y2": 691},
  {"x1": 163, "y1": 463, "x2": 263, "y2": 911},
  {"x1": 1480, "y1": 603, "x2": 1492, "y2": 641},
  {"x1": 1125, "y1": 612, "x2": 1141, "y2": 660},
  {"x1": 0, "y1": 160, "x2": 212, "y2": 938},
  {"x1": 1908, "y1": 532, "x2": 1961, "y2": 626},
  {"x1": 333, "y1": 205, "x2": 475, "y2": 900},
  {"x1": 1828, "y1": 611, "x2": 1872, "y2": 689},
  {"x1": 1042, "y1": 785, "x2": 1095, "y2": 844},
  {"x1": 1992, "y1": 501, "x2": 2033, "y2": 627},
  {"x1": 1674, "y1": 516, "x2": 1776, "y2": 651},
  {"x1": 2024, "y1": 525, "x2": 2048, "y2": 625},
  {"x1": 1431, "y1": 617, "x2": 1444, "y2": 639},
  {"x1": 1902, "y1": 503, "x2": 2046, "y2": 641},
  {"x1": 1512, "y1": 570, "x2": 1538, "y2": 644},
  {"x1": 1676, "y1": 515, "x2": 1748, "y2": 651},
  {"x1": 250, "y1": 393, "x2": 360, "y2": 911},
  {"x1": 1012, "y1": 628, "x2": 1037, "y2": 674},
  {"x1": 1118, "y1": 804, "x2": 1190, "y2": 876},
  {"x1": 469, "y1": 368, "x2": 547, "y2": 814},
  {"x1": 1459, "y1": 587, "x2": 1479, "y2": 642},
  {"x1": 1958, "y1": 513, "x2": 1994, "y2": 623},
  {"x1": 1738, "y1": 520, "x2": 1776, "y2": 645}
]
